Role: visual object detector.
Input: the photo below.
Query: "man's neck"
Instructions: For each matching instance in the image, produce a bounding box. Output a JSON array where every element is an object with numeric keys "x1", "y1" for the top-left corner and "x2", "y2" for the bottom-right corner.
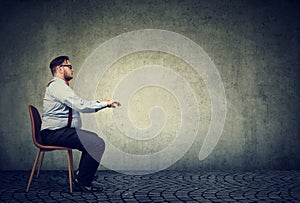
[{"x1": 54, "y1": 75, "x2": 66, "y2": 81}]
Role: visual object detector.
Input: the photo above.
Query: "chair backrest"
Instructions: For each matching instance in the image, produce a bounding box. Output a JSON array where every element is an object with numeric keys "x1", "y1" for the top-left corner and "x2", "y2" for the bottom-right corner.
[{"x1": 28, "y1": 105, "x2": 44, "y2": 148}]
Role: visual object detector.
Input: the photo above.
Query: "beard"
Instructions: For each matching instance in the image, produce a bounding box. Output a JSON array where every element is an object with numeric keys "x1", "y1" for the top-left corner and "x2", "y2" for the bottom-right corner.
[{"x1": 64, "y1": 72, "x2": 73, "y2": 81}]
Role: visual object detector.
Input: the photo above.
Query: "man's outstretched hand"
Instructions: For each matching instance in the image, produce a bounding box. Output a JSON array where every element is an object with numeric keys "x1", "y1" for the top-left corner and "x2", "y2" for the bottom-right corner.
[{"x1": 102, "y1": 99, "x2": 121, "y2": 108}]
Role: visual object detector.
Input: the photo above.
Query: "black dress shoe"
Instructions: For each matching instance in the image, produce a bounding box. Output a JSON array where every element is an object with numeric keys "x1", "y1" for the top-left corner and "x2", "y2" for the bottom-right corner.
[{"x1": 73, "y1": 179, "x2": 102, "y2": 192}]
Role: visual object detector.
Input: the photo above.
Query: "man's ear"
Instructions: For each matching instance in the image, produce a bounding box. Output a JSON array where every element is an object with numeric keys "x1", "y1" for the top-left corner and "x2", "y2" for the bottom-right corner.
[{"x1": 56, "y1": 66, "x2": 63, "y2": 74}]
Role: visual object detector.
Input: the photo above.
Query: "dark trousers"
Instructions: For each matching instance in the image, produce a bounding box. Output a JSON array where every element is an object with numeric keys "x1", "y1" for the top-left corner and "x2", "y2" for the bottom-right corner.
[{"x1": 41, "y1": 127, "x2": 105, "y2": 186}]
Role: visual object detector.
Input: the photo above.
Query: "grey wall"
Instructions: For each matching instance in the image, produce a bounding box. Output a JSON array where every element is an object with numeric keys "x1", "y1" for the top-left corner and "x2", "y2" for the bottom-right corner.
[{"x1": 0, "y1": 0, "x2": 299, "y2": 171}]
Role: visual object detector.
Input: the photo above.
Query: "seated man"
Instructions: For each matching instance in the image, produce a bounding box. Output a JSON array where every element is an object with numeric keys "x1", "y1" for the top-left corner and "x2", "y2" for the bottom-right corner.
[{"x1": 40, "y1": 56, "x2": 120, "y2": 192}]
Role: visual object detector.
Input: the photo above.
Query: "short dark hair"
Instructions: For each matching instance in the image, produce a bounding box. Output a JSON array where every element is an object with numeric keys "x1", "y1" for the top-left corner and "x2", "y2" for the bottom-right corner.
[{"x1": 49, "y1": 56, "x2": 69, "y2": 75}]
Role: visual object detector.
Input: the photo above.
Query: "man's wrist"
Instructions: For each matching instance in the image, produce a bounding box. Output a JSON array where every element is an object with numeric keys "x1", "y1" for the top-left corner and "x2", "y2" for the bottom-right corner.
[{"x1": 106, "y1": 102, "x2": 111, "y2": 107}]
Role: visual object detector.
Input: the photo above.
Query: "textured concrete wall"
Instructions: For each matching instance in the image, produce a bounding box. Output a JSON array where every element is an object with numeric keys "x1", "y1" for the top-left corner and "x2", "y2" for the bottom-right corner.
[{"x1": 0, "y1": 0, "x2": 299, "y2": 171}]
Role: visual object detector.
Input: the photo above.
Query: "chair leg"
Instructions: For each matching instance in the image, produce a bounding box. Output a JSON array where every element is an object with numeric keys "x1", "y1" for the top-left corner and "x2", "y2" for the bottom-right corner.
[
  {"x1": 67, "y1": 149, "x2": 73, "y2": 193},
  {"x1": 70, "y1": 150, "x2": 74, "y2": 178},
  {"x1": 36, "y1": 151, "x2": 45, "y2": 178},
  {"x1": 26, "y1": 149, "x2": 41, "y2": 192}
]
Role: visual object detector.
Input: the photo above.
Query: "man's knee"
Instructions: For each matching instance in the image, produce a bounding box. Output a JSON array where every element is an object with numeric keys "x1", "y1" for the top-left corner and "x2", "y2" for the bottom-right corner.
[
  {"x1": 96, "y1": 136, "x2": 106, "y2": 152},
  {"x1": 77, "y1": 129, "x2": 106, "y2": 157},
  {"x1": 86, "y1": 131, "x2": 105, "y2": 152}
]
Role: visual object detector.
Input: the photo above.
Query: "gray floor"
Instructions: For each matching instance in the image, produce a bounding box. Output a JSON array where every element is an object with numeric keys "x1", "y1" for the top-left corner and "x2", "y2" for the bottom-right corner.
[{"x1": 0, "y1": 170, "x2": 299, "y2": 202}]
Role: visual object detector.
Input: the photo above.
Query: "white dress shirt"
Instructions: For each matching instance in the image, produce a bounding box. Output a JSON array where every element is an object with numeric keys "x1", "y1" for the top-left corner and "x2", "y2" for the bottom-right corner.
[{"x1": 41, "y1": 77, "x2": 107, "y2": 130}]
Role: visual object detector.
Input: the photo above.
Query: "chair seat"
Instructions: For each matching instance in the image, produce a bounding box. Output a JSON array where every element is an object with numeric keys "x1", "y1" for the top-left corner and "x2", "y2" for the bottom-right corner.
[{"x1": 39, "y1": 145, "x2": 72, "y2": 151}]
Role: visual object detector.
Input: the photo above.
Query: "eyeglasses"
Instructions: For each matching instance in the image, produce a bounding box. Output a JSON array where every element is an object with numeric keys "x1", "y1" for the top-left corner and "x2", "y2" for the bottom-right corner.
[{"x1": 60, "y1": 64, "x2": 73, "y2": 69}]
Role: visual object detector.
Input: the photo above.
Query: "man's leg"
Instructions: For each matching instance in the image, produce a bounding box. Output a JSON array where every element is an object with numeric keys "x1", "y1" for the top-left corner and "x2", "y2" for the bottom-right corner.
[
  {"x1": 41, "y1": 127, "x2": 105, "y2": 186},
  {"x1": 75, "y1": 129, "x2": 106, "y2": 186},
  {"x1": 76, "y1": 151, "x2": 100, "y2": 185}
]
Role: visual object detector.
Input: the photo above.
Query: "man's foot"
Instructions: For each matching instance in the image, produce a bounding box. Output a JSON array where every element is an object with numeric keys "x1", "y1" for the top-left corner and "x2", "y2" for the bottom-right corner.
[
  {"x1": 73, "y1": 178, "x2": 102, "y2": 192},
  {"x1": 75, "y1": 170, "x2": 98, "y2": 181}
]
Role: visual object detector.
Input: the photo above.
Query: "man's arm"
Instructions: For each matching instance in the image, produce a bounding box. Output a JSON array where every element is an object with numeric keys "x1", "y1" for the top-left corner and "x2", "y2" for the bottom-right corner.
[{"x1": 48, "y1": 81, "x2": 110, "y2": 113}]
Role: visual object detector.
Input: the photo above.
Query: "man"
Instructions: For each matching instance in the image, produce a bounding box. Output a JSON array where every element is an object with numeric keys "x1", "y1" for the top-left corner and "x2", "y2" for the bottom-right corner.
[{"x1": 40, "y1": 56, "x2": 120, "y2": 192}]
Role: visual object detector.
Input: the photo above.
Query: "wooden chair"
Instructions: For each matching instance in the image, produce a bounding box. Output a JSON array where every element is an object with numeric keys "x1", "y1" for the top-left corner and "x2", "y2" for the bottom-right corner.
[{"x1": 26, "y1": 105, "x2": 74, "y2": 193}]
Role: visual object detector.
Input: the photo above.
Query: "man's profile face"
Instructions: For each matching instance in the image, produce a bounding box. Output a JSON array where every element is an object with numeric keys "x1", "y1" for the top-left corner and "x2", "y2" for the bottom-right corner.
[{"x1": 61, "y1": 60, "x2": 74, "y2": 81}]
